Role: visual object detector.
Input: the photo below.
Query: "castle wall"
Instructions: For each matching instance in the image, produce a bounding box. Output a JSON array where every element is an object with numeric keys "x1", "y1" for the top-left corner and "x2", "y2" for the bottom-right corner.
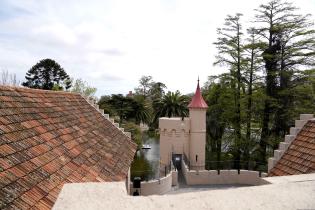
[
  {"x1": 159, "y1": 117, "x2": 190, "y2": 165},
  {"x1": 181, "y1": 159, "x2": 268, "y2": 186},
  {"x1": 129, "y1": 172, "x2": 173, "y2": 195}
]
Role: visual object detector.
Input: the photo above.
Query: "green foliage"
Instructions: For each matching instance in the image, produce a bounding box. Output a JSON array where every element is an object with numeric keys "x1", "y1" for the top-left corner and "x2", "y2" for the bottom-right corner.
[
  {"x1": 134, "y1": 75, "x2": 154, "y2": 97},
  {"x1": 98, "y1": 95, "x2": 115, "y2": 116},
  {"x1": 153, "y1": 91, "x2": 189, "y2": 121},
  {"x1": 122, "y1": 122, "x2": 142, "y2": 148},
  {"x1": 107, "y1": 94, "x2": 134, "y2": 123},
  {"x1": 149, "y1": 82, "x2": 167, "y2": 101},
  {"x1": 70, "y1": 78, "x2": 97, "y2": 97},
  {"x1": 22, "y1": 58, "x2": 71, "y2": 90},
  {"x1": 253, "y1": 0, "x2": 315, "y2": 163},
  {"x1": 208, "y1": 0, "x2": 315, "y2": 165},
  {"x1": 130, "y1": 153, "x2": 153, "y2": 181},
  {"x1": 214, "y1": 13, "x2": 245, "y2": 164},
  {"x1": 129, "y1": 95, "x2": 152, "y2": 124},
  {"x1": 204, "y1": 80, "x2": 229, "y2": 162},
  {"x1": 98, "y1": 94, "x2": 151, "y2": 124}
]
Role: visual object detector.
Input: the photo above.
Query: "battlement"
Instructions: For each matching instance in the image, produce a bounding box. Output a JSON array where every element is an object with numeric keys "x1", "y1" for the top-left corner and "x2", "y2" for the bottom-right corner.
[{"x1": 159, "y1": 117, "x2": 190, "y2": 133}]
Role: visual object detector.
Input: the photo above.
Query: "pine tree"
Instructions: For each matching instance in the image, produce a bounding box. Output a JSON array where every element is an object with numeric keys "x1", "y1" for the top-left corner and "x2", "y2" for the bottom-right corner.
[
  {"x1": 22, "y1": 58, "x2": 71, "y2": 90},
  {"x1": 254, "y1": 0, "x2": 315, "y2": 162},
  {"x1": 243, "y1": 27, "x2": 264, "y2": 163},
  {"x1": 214, "y1": 13, "x2": 244, "y2": 167},
  {"x1": 272, "y1": 9, "x2": 315, "y2": 140}
]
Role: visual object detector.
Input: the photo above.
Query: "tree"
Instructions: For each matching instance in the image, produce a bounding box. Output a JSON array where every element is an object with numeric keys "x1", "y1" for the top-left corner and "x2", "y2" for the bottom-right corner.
[
  {"x1": 149, "y1": 82, "x2": 167, "y2": 100},
  {"x1": 254, "y1": 0, "x2": 315, "y2": 163},
  {"x1": 98, "y1": 95, "x2": 115, "y2": 116},
  {"x1": 272, "y1": 9, "x2": 315, "y2": 140},
  {"x1": 107, "y1": 94, "x2": 134, "y2": 124},
  {"x1": 98, "y1": 93, "x2": 151, "y2": 125},
  {"x1": 205, "y1": 0, "x2": 314, "y2": 171},
  {"x1": 134, "y1": 75, "x2": 153, "y2": 97},
  {"x1": 242, "y1": 27, "x2": 264, "y2": 162},
  {"x1": 1, "y1": 69, "x2": 18, "y2": 86},
  {"x1": 128, "y1": 95, "x2": 152, "y2": 124},
  {"x1": 214, "y1": 13, "x2": 244, "y2": 167},
  {"x1": 122, "y1": 122, "x2": 142, "y2": 148},
  {"x1": 70, "y1": 78, "x2": 97, "y2": 97},
  {"x1": 204, "y1": 76, "x2": 231, "y2": 166},
  {"x1": 153, "y1": 91, "x2": 189, "y2": 121},
  {"x1": 22, "y1": 58, "x2": 71, "y2": 90}
]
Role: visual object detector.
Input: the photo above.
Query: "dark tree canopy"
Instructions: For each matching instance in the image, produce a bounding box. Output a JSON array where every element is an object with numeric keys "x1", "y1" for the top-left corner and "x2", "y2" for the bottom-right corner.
[{"x1": 22, "y1": 58, "x2": 71, "y2": 90}]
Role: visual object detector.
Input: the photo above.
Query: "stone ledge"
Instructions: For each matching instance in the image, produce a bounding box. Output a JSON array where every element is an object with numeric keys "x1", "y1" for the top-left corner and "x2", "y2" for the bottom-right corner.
[{"x1": 52, "y1": 173, "x2": 315, "y2": 210}]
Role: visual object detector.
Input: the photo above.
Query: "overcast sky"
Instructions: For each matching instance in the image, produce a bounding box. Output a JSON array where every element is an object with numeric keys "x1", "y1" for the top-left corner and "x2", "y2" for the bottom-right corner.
[{"x1": 1, "y1": 0, "x2": 314, "y2": 96}]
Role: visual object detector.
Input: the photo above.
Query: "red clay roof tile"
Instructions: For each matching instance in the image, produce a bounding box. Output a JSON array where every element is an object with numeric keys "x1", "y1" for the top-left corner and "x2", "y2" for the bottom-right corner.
[
  {"x1": 188, "y1": 80, "x2": 208, "y2": 109},
  {"x1": 0, "y1": 86, "x2": 136, "y2": 209},
  {"x1": 269, "y1": 119, "x2": 315, "y2": 176}
]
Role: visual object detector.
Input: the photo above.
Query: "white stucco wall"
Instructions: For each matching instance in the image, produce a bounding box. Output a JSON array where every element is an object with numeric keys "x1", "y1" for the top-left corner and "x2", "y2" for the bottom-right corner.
[
  {"x1": 189, "y1": 109, "x2": 207, "y2": 169},
  {"x1": 129, "y1": 172, "x2": 173, "y2": 196},
  {"x1": 159, "y1": 117, "x2": 190, "y2": 165},
  {"x1": 172, "y1": 170, "x2": 178, "y2": 186},
  {"x1": 181, "y1": 159, "x2": 269, "y2": 185}
]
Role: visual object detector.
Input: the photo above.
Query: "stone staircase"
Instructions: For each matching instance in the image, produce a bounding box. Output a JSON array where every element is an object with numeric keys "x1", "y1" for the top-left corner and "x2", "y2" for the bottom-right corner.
[
  {"x1": 82, "y1": 96, "x2": 132, "y2": 138},
  {"x1": 268, "y1": 114, "x2": 314, "y2": 172}
]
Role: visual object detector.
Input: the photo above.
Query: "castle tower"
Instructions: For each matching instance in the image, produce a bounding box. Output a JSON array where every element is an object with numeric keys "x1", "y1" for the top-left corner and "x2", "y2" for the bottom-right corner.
[{"x1": 188, "y1": 78, "x2": 208, "y2": 170}]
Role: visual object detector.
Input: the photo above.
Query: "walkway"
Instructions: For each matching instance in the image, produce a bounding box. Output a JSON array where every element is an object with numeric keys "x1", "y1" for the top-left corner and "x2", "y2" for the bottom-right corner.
[{"x1": 53, "y1": 173, "x2": 315, "y2": 210}]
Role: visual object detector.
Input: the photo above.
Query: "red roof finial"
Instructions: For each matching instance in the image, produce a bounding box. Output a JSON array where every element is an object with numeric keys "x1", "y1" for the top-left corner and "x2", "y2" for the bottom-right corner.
[{"x1": 188, "y1": 77, "x2": 208, "y2": 109}]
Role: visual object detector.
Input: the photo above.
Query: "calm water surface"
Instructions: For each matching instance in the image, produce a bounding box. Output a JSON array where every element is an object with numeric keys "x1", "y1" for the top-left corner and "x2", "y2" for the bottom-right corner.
[{"x1": 130, "y1": 136, "x2": 160, "y2": 181}]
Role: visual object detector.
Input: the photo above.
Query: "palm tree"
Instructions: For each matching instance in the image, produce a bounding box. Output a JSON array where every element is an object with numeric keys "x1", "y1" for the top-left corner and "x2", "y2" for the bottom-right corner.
[
  {"x1": 130, "y1": 96, "x2": 152, "y2": 124},
  {"x1": 153, "y1": 91, "x2": 189, "y2": 122}
]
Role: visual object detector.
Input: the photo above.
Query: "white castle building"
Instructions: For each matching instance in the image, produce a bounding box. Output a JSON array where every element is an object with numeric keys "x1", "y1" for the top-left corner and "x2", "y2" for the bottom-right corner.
[{"x1": 159, "y1": 80, "x2": 208, "y2": 170}]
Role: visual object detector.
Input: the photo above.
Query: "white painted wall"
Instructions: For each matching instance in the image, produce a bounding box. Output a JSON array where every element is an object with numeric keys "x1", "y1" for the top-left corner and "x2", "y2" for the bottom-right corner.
[
  {"x1": 172, "y1": 170, "x2": 178, "y2": 186},
  {"x1": 159, "y1": 117, "x2": 190, "y2": 165},
  {"x1": 129, "y1": 172, "x2": 173, "y2": 196},
  {"x1": 181, "y1": 159, "x2": 269, "y2": 185},
  {"x1": 189, "y1": 108, "x2": 207, "y2": 169}
]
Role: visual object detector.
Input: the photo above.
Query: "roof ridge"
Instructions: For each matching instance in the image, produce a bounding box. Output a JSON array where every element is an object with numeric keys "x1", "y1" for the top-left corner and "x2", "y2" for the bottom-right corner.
[{"x1": 0, "y1": 85, "x2": 81, "y2": 96}]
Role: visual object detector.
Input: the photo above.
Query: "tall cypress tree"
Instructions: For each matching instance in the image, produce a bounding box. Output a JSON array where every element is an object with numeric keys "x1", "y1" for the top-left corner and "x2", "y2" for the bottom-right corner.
[
  {"x1": 254, "y1": 0, "x2": 315, "y2": 162},
  {"x1": 272, "y1": 9, "x2": 315, "y2": 140},
  {"x1": 243, "y1": 27, "x2": 263, "y2": 163},
  {"x1": 22, "y1": 58, "x2": 72, "y2": 90},
  {"x1": 214, "y1": 13, "x2": 244, "y2": 167}
]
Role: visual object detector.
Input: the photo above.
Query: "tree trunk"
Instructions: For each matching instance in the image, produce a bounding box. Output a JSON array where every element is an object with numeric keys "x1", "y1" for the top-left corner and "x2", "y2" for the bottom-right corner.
[
  {"x1": 245, "y1": 48, "x2": 254, "y2": 164},
  {"x1": 234, "y1": 27, "x2": 242, "y2": 169},
  {"x1": 260, "y1": 24, "x2": 279, "y2": 163}
]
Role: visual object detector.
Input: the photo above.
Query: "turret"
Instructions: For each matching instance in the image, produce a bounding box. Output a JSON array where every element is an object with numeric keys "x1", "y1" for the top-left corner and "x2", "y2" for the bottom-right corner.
[{"x1": 188, "y1": 78, "x2": 208, "y2": 170}]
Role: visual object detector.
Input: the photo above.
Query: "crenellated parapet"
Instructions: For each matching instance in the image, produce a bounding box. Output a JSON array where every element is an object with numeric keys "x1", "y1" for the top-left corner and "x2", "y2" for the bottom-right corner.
[
  {"x1": 159, "y1": 117, "x2": 190, "y2": 134},
  {"x1": 160, "y1": 128, "x2": 190, "y2": 138}
]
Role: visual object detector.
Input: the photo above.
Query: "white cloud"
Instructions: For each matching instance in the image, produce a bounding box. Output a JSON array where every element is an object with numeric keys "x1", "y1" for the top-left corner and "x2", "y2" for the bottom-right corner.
[
  {"x1": 0, "y1": 0, "x2": 314, "y2": 96},
  {"x1": 32, "y1": 23, "x2": 78, "y2": 46}
]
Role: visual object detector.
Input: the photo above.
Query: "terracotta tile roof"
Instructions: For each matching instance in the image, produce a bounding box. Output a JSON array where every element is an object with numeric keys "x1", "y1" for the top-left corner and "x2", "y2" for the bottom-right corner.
[
  {"x1": 269, "y1": 119, "x2": 315, "y2": 176},
  {"x1": 0, "y1": 86, "x2": 137, "y2": 209},
  {"x1": 188, "y1": 80, "x2": 208, "y2": 109}
]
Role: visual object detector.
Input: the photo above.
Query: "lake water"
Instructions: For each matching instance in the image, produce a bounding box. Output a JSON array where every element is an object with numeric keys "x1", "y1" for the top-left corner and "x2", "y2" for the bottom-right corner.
[{"x1": 130, "y1": 136, "x2": 160, "y2": 181}]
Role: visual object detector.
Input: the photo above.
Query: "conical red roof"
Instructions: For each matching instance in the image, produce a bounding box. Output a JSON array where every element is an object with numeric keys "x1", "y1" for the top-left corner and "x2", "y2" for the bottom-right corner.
[{"x1": 188, "y1": 79, "x2": 208, "y2": 109}]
